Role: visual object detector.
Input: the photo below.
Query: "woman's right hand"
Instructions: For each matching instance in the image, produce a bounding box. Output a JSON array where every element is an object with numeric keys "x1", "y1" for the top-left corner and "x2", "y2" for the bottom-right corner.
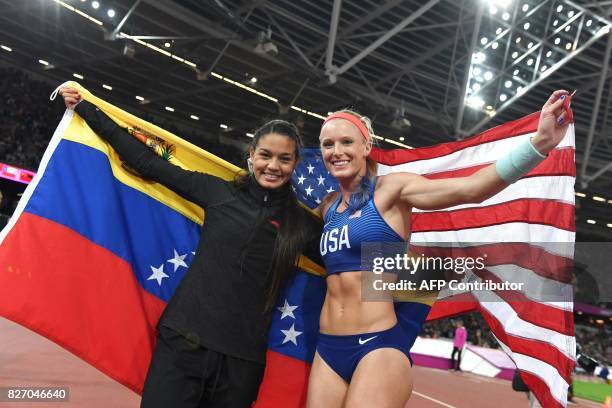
[{"x1": 58, "y1": 87, "x2": 81, "y2": 109}]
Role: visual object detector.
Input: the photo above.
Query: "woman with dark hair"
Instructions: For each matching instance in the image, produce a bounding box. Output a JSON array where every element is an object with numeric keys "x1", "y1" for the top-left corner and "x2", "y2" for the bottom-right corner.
[
  {"x1": 59, "y1": 87, "x2": 321, "y2": 408},
  {"x1": 308, "y1": 91, "x2": 572, "y2": 407}
]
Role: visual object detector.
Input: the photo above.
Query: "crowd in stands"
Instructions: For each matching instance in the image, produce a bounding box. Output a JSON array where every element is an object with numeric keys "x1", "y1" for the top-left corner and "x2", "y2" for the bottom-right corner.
[
  {"x1": 0, "y1": 69, "x2": 64, "y2": 170},
  {"x1": 421, "y1": 313, "x2": 611, "y2": 368},
  {"x1": 420, "y1": 312, "x2": 500, "y2": 349},
  {"x1": 0, "y1": 68, "x2": 246, "y2": 171},
  {"x1": 575, "y1": 324, "x2": 611, "y2": 367}
]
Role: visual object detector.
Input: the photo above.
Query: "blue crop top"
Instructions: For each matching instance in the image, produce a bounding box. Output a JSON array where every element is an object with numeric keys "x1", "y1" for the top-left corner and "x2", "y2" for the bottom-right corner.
[{"x1": 320, "y1": 193, "x2": 406, "y2": 275}]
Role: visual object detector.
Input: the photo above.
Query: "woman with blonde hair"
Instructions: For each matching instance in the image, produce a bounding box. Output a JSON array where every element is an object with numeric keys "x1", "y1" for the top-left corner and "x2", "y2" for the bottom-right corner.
[{"x1": 308, "y1": 90, "x2": 572, "y2": 407}]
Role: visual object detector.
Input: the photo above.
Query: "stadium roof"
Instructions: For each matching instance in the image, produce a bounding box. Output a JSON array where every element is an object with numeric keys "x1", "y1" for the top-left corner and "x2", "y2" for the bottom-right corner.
[{"x1": 1, "y1": 0, "x2": 612, "y2": 236}]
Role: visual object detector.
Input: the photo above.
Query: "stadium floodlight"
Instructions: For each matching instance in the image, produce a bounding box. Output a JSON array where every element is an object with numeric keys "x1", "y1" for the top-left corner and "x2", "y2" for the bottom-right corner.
[
  {"x1": 102, "y1": 84, "x2": 112, "y2": 90},
  {"x1": 484, "y1": 71, "x2": 494, "y2": 80},
  {"x1": 73, "y1": 73, "x2": 84, "y2": 79},
  {"x1": 472, "y1": 52, "x2": 486, "y2": 63},
  {"x1": 486, "y1": 0, "x2": 513, "y2": 7},
  {"x1": 219, "y1": 124, "x2": 228, "y2": 129},
  {"x1": 1, "y1": 45, "x2": 12, "y2": 52},
  {"x1": 165, "y1": 106, "x2": 174, "y2": 112},
  {"x1": 38, "y1": 59, "x2": 49, "y2": 66},
  {"x1": 457, "y1": 0, "x2": 612, "y2": 136},
  {"x1": 92, "y1": 1, "x2": 100, "y2": 10},
  {"x1": 107, "y1": 9, "x2": 115, "y2": 18},
  {"x1": 190, "y1": 115, "x2": 199, "y2": 120},
  {"x1": 466, "y1": 95, "x2": 485, "y2": 109}
]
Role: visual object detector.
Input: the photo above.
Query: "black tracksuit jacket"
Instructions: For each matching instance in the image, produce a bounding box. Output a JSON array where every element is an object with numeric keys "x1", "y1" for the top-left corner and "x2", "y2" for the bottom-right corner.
[{"x1": 75, "y1": 101, "x2": 321, "y2": 364}]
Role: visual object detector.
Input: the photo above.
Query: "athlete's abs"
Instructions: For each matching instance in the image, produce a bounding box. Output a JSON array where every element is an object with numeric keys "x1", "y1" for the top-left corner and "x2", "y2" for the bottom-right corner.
[{"x1": 319, "y1": 271, "x2": 398, "y2": 334}]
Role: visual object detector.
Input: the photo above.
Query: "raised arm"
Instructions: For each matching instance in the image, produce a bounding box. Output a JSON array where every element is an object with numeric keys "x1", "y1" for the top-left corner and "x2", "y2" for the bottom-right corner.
[
  {"x1": 392, "y1": 90, "x2": 571, "y2": 211},
  {"x1": 61, "y1": 88, "x2": 226, "y2": 207}
]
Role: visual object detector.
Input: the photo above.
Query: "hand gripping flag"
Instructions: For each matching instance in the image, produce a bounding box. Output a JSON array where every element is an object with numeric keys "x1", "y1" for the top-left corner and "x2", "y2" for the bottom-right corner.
[{"x1": 0, "y1": 84, "x2": 575, "y2": 408}]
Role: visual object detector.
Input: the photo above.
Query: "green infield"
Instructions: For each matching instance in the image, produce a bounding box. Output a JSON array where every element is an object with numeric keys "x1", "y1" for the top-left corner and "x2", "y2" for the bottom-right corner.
[{"x1": 573, "y1": 380, "x2": 612, "y2": 403}]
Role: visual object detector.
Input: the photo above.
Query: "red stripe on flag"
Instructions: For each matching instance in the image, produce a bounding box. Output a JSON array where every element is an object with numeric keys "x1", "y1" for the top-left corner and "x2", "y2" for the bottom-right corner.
[
  {"x1": 254, "y1": 350, "x2": 311, "y2": 408},
  {"x1": 0, "y1": 212, "x2": 166, "y2": 394},
  {"x1": 479, "y1": 308, "x2": 574, "y2": 385},
  {"x1": 371, "y1": 112, "x2": 540, "y2": 165},
  {"x1": 425, "y1": 293, "x2": 477, "y2": 321},
  {"x1": 519, "y1": 371, "x2": 566, "y2": 408},
  {"x1": 411, "y1": 243, "x2": 573, "y2": 283},
  {"x1": 423, "y1": 148, "x2": 575, "y2": 179},
  {"x1": 474, "y1": 268, "x2": 574, "y2": 336},
  {"x1": 411, "y1": 199, "x2": 575, "y2": 233}
]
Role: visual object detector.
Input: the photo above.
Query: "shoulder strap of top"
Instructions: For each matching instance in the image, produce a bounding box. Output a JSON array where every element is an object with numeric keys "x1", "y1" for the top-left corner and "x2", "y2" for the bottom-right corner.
[{"x1": 324, "y1": 194, "x2": 343, "y2": 222}]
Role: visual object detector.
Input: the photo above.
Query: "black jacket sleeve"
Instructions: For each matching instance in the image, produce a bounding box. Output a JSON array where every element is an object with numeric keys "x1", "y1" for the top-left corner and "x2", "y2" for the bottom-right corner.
[
  {"x1": 301, "y1": 209, "x2": 323, "y2": 267},
  {"x1": 74, "y1": 101, "x2": 226, "y2": 208}
]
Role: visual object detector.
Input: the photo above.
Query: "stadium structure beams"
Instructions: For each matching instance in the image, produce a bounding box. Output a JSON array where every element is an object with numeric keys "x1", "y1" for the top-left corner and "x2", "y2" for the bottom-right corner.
[
  {"x1": 332, "y1": 0, "x2": 441, "y2": 78},
  {"x1": 443, "y1": 1, "x2": 469, "y2": 125},
  {"x1": 324, "y1": 0, "x2": 342, "y2": 82},
  {"x1": 143, "y1": 0, "x2": 449, "y2": 126},
  {"x1": 344, "y1": 21, "x2": 461, "y2": 40},
  {"x1": 109, "y1": 0, "x2": 142, "y2": 40},
  {"x1": 581, "y1": 30, "x2": 612, "y2": 187},
  {"x1": 455, "y1": 1, "x2": 484, "y2": 135},
  {"x1": 458, "y1": 0, "x2": 612, "y2": 138},
  {"x1": 263, "y1": 10, "x2": 315, "y2": 69},
  {"x1": 145, "y1": 70, "x2": 292, "y2": 104}
]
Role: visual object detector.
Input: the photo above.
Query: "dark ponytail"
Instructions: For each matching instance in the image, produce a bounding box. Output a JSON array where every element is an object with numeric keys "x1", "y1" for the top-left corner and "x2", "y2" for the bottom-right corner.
[{"x1": 235, "y1": 120, "x2": 313, "y2": 311}]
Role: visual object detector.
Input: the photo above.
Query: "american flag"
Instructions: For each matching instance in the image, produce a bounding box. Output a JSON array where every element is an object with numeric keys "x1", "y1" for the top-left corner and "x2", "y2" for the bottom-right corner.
[{"x1": 289, "y1": 112, "x2": 576, "y2": 408}]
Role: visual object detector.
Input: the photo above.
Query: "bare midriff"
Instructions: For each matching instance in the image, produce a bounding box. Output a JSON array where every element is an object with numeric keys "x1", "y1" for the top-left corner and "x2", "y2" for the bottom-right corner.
[{"x1": 319, "y1": 271, "x2": 397, "y2": 335}]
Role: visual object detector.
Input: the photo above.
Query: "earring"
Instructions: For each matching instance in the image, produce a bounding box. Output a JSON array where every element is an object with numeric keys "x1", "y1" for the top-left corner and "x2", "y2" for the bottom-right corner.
[{"x1": 247, "y1": 158, "x2": 253, "y2": 173}]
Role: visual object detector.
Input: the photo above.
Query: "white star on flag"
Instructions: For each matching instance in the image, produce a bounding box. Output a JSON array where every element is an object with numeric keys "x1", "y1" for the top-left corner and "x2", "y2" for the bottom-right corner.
[
  {"x1": 277, "y1": 299, "x2": 298, "y2": 319},
  {"x1": 148, "y1": 264, "x2": 169, "y2": 286},
  {"x1": 281, "y1": 323, "x2": 302, "y2": 346},
  {"x1": 305, "y1": 186, "x2": 314, "y2": 196},
  {"x1": 306, "y1": 163, "x2": 315, "y2": 174},
  {"x1": 167, "y1": 249, "x2": 188, "y2": 272},
  {"x1": 326, "y1": 186, "x2": 335, "y2": 193},
  {"x1": 317, "y1": 175, "x2": 325, "y2": 185},
  {"x1": 315, "y1": 197, "x2": 321, "y2": 204},
  {"x1": 297, "y1": 174, "x2": 306, "y2": 184}
]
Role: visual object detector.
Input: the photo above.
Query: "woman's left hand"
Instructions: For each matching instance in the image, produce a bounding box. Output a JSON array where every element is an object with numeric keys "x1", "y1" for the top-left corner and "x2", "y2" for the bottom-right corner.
[{"x1": 531, "y1": 90, "x2": 572, "y2": 155}]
